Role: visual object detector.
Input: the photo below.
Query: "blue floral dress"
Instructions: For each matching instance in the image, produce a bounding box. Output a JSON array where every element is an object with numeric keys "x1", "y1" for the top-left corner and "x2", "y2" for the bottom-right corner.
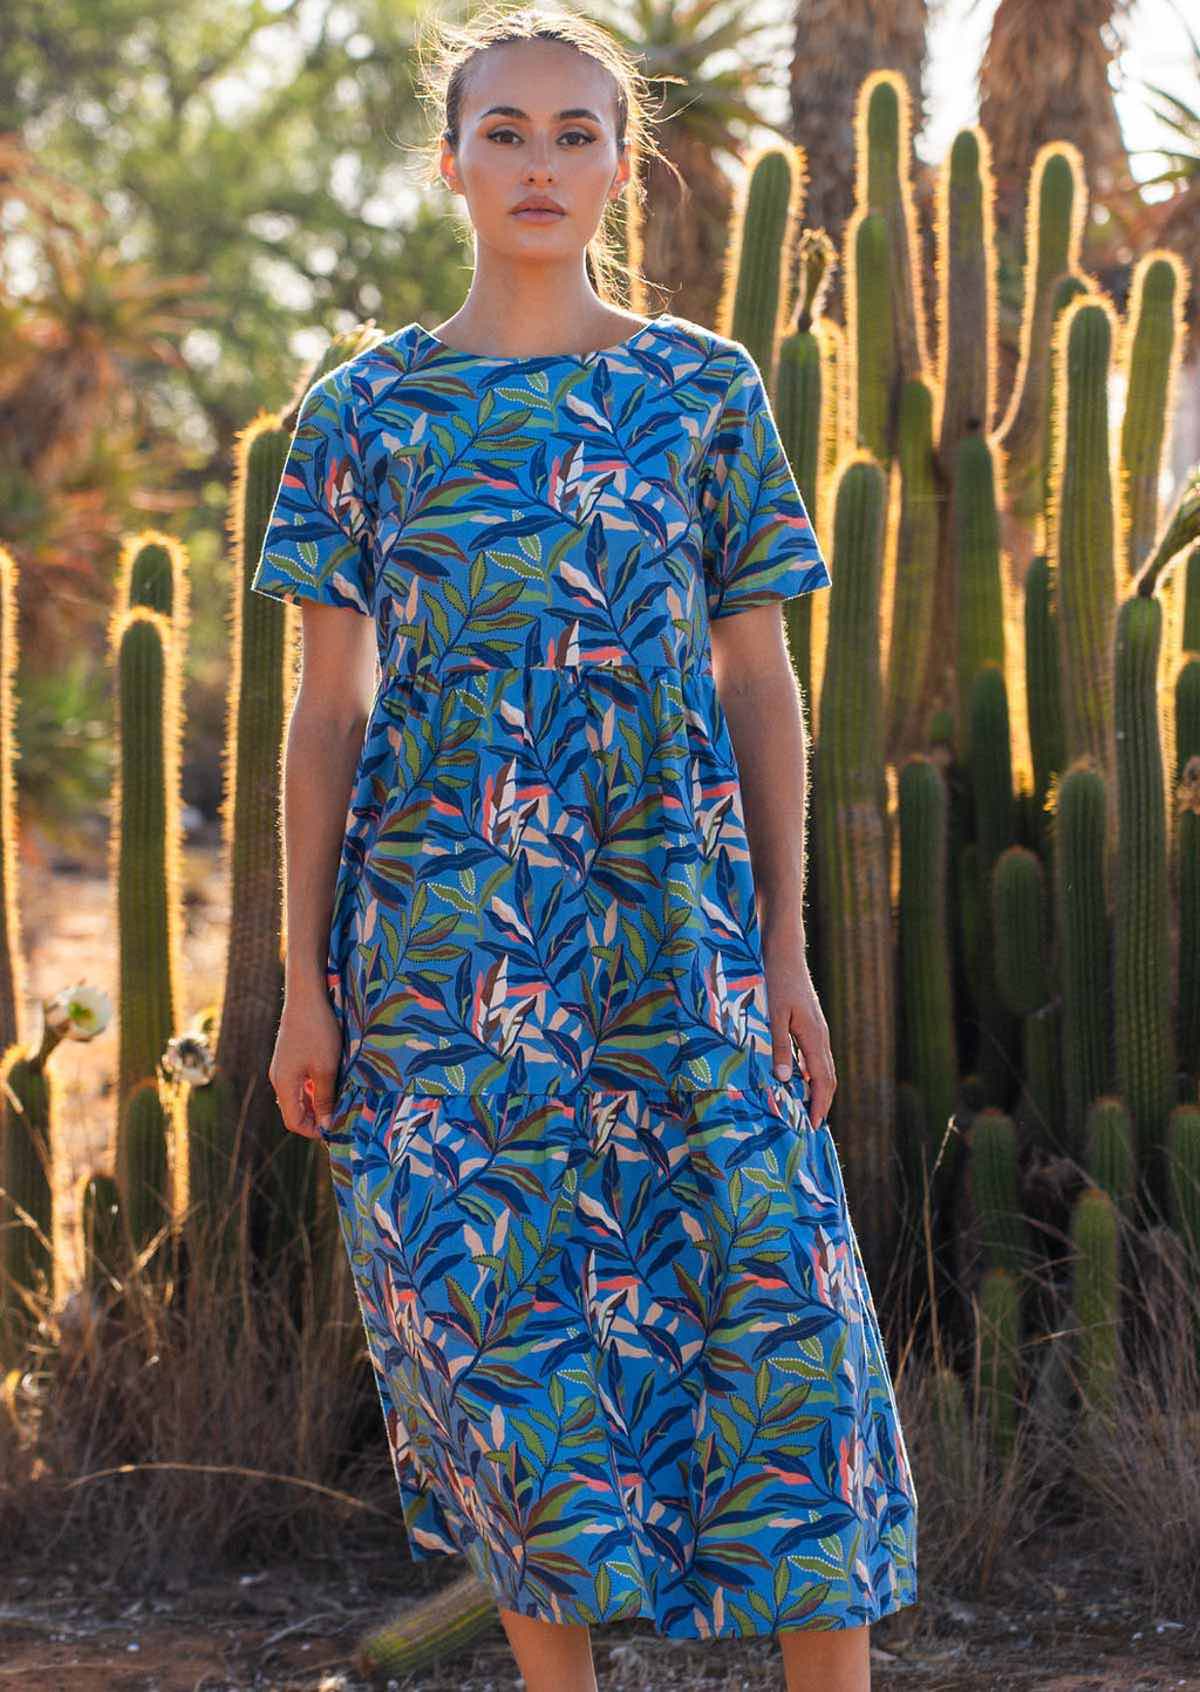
[{"x1": 252, "y1": 313, "x2": 918, "y2": 1637}]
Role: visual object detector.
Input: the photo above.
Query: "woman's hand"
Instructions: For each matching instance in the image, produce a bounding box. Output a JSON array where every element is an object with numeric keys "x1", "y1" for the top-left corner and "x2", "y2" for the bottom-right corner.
[
  {"x1": 762, "y1": 922, "x2": 836, "y2": 1126},
  {"x1": 268, "y1": 987, "x2": 342, "y2": 1139}
]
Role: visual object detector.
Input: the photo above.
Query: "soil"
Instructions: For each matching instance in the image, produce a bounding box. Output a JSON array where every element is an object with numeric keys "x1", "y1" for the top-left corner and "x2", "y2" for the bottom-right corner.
[{"x1": 1, "y1": 1530, "x2": 1198, "y2": 1692}]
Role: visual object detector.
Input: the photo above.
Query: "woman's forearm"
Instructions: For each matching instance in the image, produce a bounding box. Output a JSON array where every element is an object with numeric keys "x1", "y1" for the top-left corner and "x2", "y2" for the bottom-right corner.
[
  {"x1": 718, "y1": 662, "x2": 813, "y2": 941},
  {"x1": 281, "y1": 702, "x2": 367, "y2": 1000}
]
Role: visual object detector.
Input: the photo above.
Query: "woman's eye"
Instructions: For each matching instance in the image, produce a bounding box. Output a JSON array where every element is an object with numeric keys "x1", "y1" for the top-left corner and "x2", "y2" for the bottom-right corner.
[{"x1": 485, "y1": 127, "x2": 596, "y2": 146}]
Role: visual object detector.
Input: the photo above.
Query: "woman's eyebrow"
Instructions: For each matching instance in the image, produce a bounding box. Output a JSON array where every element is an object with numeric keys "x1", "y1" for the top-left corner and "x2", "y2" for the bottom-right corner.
[{"x1": 477, "y1": 105, "x2": 602, "y2": 122}]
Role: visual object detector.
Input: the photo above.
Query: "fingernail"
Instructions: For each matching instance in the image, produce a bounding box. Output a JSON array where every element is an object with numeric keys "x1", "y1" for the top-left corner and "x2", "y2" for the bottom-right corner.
[{"x1": 774, "y1": 1062, "x2": 790, "y2": 1080}]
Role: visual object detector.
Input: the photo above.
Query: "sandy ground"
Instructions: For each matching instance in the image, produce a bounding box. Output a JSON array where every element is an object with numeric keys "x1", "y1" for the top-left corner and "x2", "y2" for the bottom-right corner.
[{"x1": 1, "y1": 1529, "x2": 1198, "y2": 1691}]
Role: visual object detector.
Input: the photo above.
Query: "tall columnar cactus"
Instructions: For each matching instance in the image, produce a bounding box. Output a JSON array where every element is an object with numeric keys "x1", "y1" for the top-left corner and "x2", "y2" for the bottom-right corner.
[
  {"x1": 885, "y1": 379, "x2": 940, "y2": 758},
  {"x1": 1070, "y1": 1184, "x2": 1121, "y2": 1427},
  {"x1": 776, "y1": 230, "x2": 838, "y2": 714},
  {"x1": 996, "y1": 143, "x2": 1088, "y2": 532},
  {"x1": 1022, "y1": 1002, "x2": 1065, "y2": 1157},
  {"x1": 1165, "y1": 1104, "x2": 1200, "y2": 1266},
  {"x1": 849, "y1": 211, "x2": 895, "y2": 466},
  {"x1": 969, "y1": 1110, "x2": 1030, "y2": 1280},
  {"x1": 219, "y1": 326, "x2": 382, "y2": 1227},
  {"x1": 0, "y1": 1047, "x2": 52, "y2": 1358},
  {"x1": 968, "y1": 664, "x2": 1019, "y2": 1101},
  {"x1": 1039, "y1": 273, "x2": 1091, "y2": 530},
  {"x1": 857, "y1": 70, "x2": 930, "y2": 396},
  {"x1": 1084, "y1": 1096, "x2": 1136, "y2": 1220},
  {"x1": 718, "y1": 144, "x2": 799, "y2": 381},
  {"x1": 78, "y1": 1170, "x2": 122, "y2": 1294},
  {"x1": 1113, "y1": 590, "x2": 1175, "y2": 1215},
  {"x1": 1116, "y1": 253, "x2": 1188, "y2": 581},
  {"x1": 1023, "y1": 555, "x2": 1065, "y2": 865},
  {"x1": 0, "y1": 549, "x2": 25, "y2": 1060},
  {"x1": 1177, "y1": 652, "x2": 1200, "y2": 1080},
  {"x1": 117, "y1": 530, "x2": 188, "y2": 620},
  {"x1": 111, "y1": 607, "x2": 182, "y2": 1227},
  {"x1": 897, "y1": 757, "x2": 958, "y2": 1204},
  {"x1": 979, "y1": 1264, "x2": 1021, "y2": 1465},
  {"x1": 118, "y1": 1075, "x2": 172, "y2": 1257},
  {"x1": 813, "y1": 454, "x2": 895, "y2": 1274},
  {"x1": 1048, "y1": 295, "x2": 1119, "y2": 788},
  {"x1": 934, "y1": 127, "x2": 995, "y2": 467},
  {"x1": 992, "y1": 846, "x2": 1051, "y2": 1020},
  {"x1": 955, "y1": 439, "x2": 1006, "y2": 762},
  {"x1": 1053, "y1": 761, "x2": 1112, "y2": 1155}
]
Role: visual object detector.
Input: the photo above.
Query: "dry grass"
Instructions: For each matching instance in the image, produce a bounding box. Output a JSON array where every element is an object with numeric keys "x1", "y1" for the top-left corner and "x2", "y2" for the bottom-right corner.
[{"x1": 0, "y1": 1168, "x2": 403, "y2": 1583}]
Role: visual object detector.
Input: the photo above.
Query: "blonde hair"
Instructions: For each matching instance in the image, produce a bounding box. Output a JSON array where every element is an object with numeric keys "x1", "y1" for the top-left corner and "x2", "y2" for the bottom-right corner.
[{"x1": 410, "y1": 1, "x2": 682, "y2": 307}]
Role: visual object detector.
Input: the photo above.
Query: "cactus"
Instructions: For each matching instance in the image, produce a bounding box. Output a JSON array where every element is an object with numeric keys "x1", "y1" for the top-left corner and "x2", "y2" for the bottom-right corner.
[
  {"x1": 969, "y1": 1110, "x2": 1030, "y2": 1279},
  {"x1": 993, "y1": 845, "x2": 1050, "y2": 1018},
  {"x1": 934, "y1": 129, "x2": 995, "y2": 459},
  {"x1": 858, "y1": 71, "x2": 930, "y2": 393},
  {"x1": 886, "y1": 380, "x2": 941, "y2": 758},
  {"x1": 118, "y1": 531, "x2": 187, "y2": 619},
  {"x1": 1023, "y1": 555, "x2": 1066, "y2": 866},
  {"x1": 1039, "y1": 273, "x2": 1092, "y2": 528},
  {"x1": 355, "y1": 1569, "x2": 501, "y2": 1679},
  {"x1": 78, "y1": 1170, "x2": 123, "y2": 1295},
  {"x1": 955, "y1": 440, "x2": 1006, "y2": 762},
  {"x1": 897, "y1": 757, "x2": 958, "y2": 1203},
  {"x1": 1165, "y1": 1103, "x2": 1200, "y2": 1266},
  {"x1": 969, "y1": 664, "x2": 1020, "y2": 1100},
  {"x1": 1113, "y1": 591, "x2": 1175, "y2": 1214},
  {"x1": 1084, "y1": 1096, "x2": 1136, "y2": 1219},
  {"x1": 1070, "y1": 1184, "x2": 1120, "y2": 1427},
  {"x1": 718, "y1": 144, "x2": 797, "y2": 380},
  {"x1": 777, "y1": 231, "x2": 838, "y2": 710},
  {"x1": 0, "y1": 1048, "x2": 52, "y2": 1357},
  {"x1": 216, "y1": 324, "x2": 385, "y2": 1241},
  {"x1": 0, "y1": 551, "x2": 24, "y2": 1062},
  {"x1": 184, "y1": 1066, "x2": 245, "y2": 1272},
  {"x1": 1116, "y1": 253, "x2": 1188, "y2": 582},
  {"x1": 1053, "y1": 761, "x2": 1112, "y2": 1155},
  {"x1": 979, "y1": 1264, "x2": 1021, "y2": 1464},
  {"x1": 813, "y1": 455, "x2": 895, "y2": 1269},
  {"x1": 112, "y1": 607, "x2": 181, "y2": 1152},
  {"x1": 1175, "y1": 655, "x2": 1200, "y2": 1081},
  {"x1": 1048, "y1": 295, "x2": 1119, "y2": 783},
  {"x1": 117, "y1": 1075, "x2": 173, "y2": 1260},
  {"x1": 849, "y1": 212, "x2": 895, "y2": 465},
  {"x1": 1021, "y1": 1001, "x2": 1064, "y2": 1156},
  {"x1": 996, "y1": 143, "x2": 1087, "y2": 530}
]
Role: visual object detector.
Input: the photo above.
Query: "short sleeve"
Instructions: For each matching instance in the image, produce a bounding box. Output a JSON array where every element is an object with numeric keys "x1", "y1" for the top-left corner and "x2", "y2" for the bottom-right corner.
[
  {"x1": 700, "y1": 343, "x2": 831, "y2": 621},
  {"x1": 251, "y1": 364, "x2": 375, "y2": 616}
]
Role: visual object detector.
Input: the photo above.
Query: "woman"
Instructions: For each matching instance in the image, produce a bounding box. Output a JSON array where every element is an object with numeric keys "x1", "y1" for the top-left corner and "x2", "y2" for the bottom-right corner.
[{"x1": 252, "y1": 6, "x2": 918, "y2": 1688}]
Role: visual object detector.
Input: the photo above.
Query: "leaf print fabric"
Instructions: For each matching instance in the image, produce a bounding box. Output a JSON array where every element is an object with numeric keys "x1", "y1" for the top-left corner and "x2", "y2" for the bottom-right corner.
[{"x1": 252, "y1": 313, "x2": 917, "y2": 1637}]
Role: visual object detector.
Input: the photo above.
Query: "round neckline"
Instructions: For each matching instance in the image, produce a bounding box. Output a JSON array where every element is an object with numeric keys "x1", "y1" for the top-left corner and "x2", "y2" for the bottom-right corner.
[{"x1": 406, "y1": 312, "x2": 675, "y2": 367}]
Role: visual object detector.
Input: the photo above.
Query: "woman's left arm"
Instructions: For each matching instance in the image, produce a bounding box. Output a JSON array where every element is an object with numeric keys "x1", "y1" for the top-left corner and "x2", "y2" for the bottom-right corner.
[{"x1": 709, "y1": 605, "x2": 836, "y2": 1125}]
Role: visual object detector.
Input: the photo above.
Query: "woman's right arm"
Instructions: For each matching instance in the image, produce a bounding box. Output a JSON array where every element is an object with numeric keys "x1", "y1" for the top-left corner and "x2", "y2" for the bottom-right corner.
[{"x1": 269, "y1": 603, "x2": 378, "y2": 1139}]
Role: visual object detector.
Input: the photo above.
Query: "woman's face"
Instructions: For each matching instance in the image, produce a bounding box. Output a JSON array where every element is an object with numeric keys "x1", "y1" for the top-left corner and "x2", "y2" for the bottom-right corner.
[{"x1": 440, "y1": 38, "x2": 628, "y2": 256}]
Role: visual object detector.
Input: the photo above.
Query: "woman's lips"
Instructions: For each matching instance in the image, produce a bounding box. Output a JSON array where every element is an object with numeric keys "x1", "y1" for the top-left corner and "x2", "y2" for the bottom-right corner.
[{"x1": 513, "y1": 206, "x2": 565, "y2": 221}]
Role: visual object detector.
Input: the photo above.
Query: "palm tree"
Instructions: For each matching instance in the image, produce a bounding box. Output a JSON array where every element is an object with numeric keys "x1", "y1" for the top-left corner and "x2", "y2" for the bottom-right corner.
[
  {"x1": 788, "y1": 0, "x2": 932, "y2": 330},
  {"x1": 591, "y1": 0, "x2": 792, "y2": 324},
  {"x1": 979, "y1": 0, "x2": 1137, "y2": 237}
]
